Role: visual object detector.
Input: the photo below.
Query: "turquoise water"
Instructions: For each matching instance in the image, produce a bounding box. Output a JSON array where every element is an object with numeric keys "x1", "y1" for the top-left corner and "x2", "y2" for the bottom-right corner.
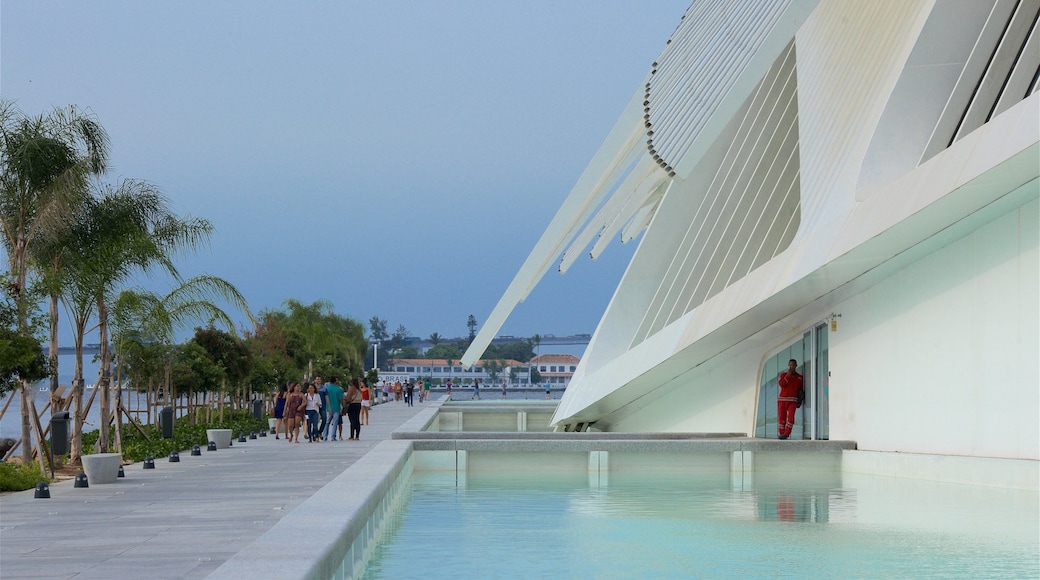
[{"x1": 360, "y1": 470, "x2": 1038, "y2": 578}]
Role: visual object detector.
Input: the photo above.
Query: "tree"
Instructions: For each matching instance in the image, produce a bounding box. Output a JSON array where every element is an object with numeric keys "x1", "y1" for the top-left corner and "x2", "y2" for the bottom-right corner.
[
  {"x1": 268, "y1": 299, "x2": 367, "y2": 379},
  {"x1": 425, "y1": 342, "x2": 461, "y2": 360},
  {"x1": 368, "y1": 316, "x2": 388, "y2": 342},
  {"x1": 62, "y1": 179, "x2": 213, "y2": 454},
  {"x1": 467, "y1": 315, "x2": 478, "y2": 343},
  {"x1": 484, "y1": 340, "x2": 534, "y2": 362},
  {"x1": 0, "y1": 101, "x2": 108, "y2": 464},
  {"x1": 113, "y1": 276, "x2": 249, "y2": 440},
  {"x1": 528, "y1": 334, "x2": 542, "y2": 387},
  {"x1": 484, "y1": 359, "x2": 504, "y2": 384},
  {"x1": 428, "y1": 332, "x2": 442, "y2": 346},
  {"x1": 243, "y1": 310, "x2": 301, "y2": 388},
  {"x1": 396, "y1": 345, "x2": 419, "y2": 359},
  {"x1": 387, "y1": 324, "x2": 409, "y2": 357}
]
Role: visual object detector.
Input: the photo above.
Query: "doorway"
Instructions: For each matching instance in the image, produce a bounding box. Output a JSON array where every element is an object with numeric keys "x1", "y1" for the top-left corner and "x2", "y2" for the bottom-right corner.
[{"x1": 754, "y1": 323, "x2": 829, "y2": 439}]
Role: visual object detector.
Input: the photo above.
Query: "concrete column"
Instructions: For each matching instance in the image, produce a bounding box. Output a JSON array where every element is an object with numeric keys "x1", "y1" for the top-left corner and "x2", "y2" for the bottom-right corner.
[
  {"x1": 588, "y1": 451, "x2": 609, "y2": 487},
  {"x1": 731, "y1": 450, "x2": 753, "y2": 490},
  {"x1": 517, "y1": 411, "x2": 527, "y2": 432}
]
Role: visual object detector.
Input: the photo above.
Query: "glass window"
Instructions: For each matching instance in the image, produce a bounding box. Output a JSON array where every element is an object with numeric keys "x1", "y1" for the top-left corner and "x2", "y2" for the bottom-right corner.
[
  {"x1": 570, "y1": 366, "x2": 576, "y2": 372},
  {"x1": 755, "y1": 324, "x2": 828, "y2": 440},
  {"x1": 406, "y1": 366, "x2": 415, "y2": 372}
]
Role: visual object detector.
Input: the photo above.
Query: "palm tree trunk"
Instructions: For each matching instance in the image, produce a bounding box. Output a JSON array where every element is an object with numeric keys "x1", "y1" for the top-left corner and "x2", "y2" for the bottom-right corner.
[
  {"x1": 114, "y1": 354, "x2": 123, "y2": 454},
  {"x1": 71, "y1": 342, "x2": 85, "y2": 465},
  {"x1": 96, "y1": 299, "x2": 112, "y2": 453},
  {"x1": 48, "y1": 292, "x2": 59, "y2": 393}
]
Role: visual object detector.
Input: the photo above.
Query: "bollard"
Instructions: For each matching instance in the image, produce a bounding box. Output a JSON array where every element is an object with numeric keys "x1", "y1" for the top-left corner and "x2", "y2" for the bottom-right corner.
[
  {"x1": 74, "y1": 473, "x2": 89, "y2": 488},
  {"x1": 35, "y1": 482, "x2": 50, "y2": 498},
  {"x1": 207, "y1": 441, "x2": 217, "y2": 451},
  {"x1": 191, "y1": 445, "x2": 202, "y2": 456},
  {"x1": 259, "y1": 430, "x2": 267, "y2": 438},
  {"x1": 118, "y1": 466, "x2": 125, "y2": 478},
  {"x1": 249, "y1": 432, "x2": 257, "y2": 440},
  {"x1": 143, "y1": 457, "x2": 155, "y2": 469},
  {"x1": 168, "y1": 451, "x2": 180, "y2": 463},
  {"x1": 238, "y1": 434, "x2": 247, "y2": 443}
]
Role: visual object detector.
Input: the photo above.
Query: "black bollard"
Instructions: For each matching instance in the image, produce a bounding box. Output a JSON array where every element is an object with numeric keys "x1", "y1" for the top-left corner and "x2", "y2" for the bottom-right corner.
[
  {"x1": 74, "y1": 473, "x2": 89, "y2": 488},
  {"x1": 259, "y1": 430, "x2": 267, "y2": 438},
  {"x1": 207, "y1": 441, "x2": 217, "y2": 451},
  {"x1": 118, "y1": 466, "x2": 125, "y2": 478},
  {"x1": 249, "y1": 432, "x2": 257, "y2": 440},
  {"x1": 191, "y1": 445, "x2": 202, "y2": 456},
  {"x1": 35, "y1": 482, "x2": 50, "y2": 498},
  {"x1": 168, "y1": 451, "x2": 180, "y2": 463},
  {"x1": 143, "y1": 456, "x2": 155, "y2": 469},
  {"x1": 238, "y1": 434, "x2": 247, "y2": 443}
]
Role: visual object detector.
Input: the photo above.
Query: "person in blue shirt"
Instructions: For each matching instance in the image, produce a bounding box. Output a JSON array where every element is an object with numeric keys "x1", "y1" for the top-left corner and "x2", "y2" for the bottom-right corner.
[{"x1": 323, "y1": 376, "x2": 345, "y2": 441}]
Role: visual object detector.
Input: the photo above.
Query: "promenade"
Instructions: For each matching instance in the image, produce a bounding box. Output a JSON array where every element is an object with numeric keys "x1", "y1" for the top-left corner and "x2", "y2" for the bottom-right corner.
[{"x1": 0, "y1": 398, "x2": 429, "y2": 579}]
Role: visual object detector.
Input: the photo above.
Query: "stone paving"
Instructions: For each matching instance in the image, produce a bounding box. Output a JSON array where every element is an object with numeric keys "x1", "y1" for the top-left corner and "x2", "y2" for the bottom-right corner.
[{"x1": 0, "y1": 398, "x2": 429, "y2": 579}]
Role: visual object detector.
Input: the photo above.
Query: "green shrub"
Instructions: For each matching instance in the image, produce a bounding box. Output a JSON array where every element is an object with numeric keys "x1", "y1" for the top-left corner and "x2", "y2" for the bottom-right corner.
[
  {"x1": 0, "y1": 461, "x2": 49, "y2": 492},
  {"x1": 82, "y1": 411, "x2": 268, "y2": 463}
]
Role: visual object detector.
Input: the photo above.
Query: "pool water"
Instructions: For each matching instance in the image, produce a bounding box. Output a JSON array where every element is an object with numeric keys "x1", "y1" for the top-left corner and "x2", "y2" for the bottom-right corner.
[{"x1": 360, "y1": 469, "x2": 1038, "y2": 578}]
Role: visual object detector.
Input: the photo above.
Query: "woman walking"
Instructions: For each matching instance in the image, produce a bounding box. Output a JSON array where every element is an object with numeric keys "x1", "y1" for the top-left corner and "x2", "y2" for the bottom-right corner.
[
  {"x1": 345, "y1": 378, "x2": 364, "y2": 440},
  {"x1": 305, "y1": 383, "x2": 321, "y2": 442},
  {"x1": 360, "y1": 380, "x2": 371, "y2": 426},
  {"x1": 285, "y1": 383, "x2": 305, "y2": 443},
  {"x1": 272, "y1": 384, "x2": 288, "y2": 440}
]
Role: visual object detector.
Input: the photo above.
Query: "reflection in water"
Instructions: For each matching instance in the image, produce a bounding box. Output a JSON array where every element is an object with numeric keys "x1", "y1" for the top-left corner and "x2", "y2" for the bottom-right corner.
[{"x1": 361, "y1": 466, "x2": 1038, "y2": 579}]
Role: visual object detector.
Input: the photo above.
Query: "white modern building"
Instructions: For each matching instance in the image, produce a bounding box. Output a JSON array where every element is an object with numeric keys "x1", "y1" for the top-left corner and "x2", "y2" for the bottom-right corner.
[{"x1": 463, "y1": 0, "x2": 1038, "y2": 487}]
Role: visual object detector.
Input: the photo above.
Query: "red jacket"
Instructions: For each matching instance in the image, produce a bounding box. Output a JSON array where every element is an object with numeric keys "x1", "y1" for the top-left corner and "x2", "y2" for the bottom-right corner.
[{"x1": 778, "y1": 371, "x2": 803, "y2": 401}]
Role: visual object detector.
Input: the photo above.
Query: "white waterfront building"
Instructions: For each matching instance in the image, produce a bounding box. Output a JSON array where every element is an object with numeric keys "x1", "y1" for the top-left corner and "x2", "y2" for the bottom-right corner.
[{"x1": 463, "y1": 0, "x2": 1038, "y2": 487}]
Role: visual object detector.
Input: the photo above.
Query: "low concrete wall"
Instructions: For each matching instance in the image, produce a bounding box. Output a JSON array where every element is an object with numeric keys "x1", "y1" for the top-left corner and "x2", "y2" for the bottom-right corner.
[
  {"x1": 208, "y1": 440, "x2": 414, "y2": 580},
  {"x1": 843, "y1": 450, "x2": 1039, "y2": 491}
]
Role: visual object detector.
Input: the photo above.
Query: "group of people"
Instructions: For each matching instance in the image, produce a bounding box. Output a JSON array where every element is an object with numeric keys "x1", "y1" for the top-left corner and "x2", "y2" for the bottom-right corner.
[
  {"x1": 271, "y1": 375, "x2": 372, "y2": 442},
  {"x1": 379, "y1": 379, "x2": 431, "y2": 406}
]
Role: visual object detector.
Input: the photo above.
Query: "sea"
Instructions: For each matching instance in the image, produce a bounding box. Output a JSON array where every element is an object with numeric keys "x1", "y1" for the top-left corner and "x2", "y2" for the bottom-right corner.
[{"x1": 0, "y1": 354, "x2": 110, "y2": 440}]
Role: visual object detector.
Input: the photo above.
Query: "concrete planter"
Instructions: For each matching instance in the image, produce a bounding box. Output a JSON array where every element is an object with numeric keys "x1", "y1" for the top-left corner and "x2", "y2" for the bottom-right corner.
[
  {"x1": 82, "y1": 453, "x2": 122, "y2": 484},
  {"x1": 206, "y1": 429, "x2": 233, "y2": 449}
]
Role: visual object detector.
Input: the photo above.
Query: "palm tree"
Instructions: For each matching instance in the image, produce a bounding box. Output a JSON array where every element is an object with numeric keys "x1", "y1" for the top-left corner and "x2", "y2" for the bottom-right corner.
[
  {"x1": 529, "y1": 334, "x2": 541, "y2": 387},
  {"x1": 110, "y1": 275, "x2": 251, "y2": 450},
  {"x1": 62, "y1": 179, "x2": 212, "y2": 454},
  {"x1": 0, "y1": 101, "x2": 108, "y2": 464}
]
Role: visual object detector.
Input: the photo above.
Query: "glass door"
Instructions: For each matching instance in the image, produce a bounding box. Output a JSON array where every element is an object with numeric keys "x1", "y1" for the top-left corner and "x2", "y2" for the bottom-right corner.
[{"x1": 754, "y1": 323, "x2": 829, "y2": 439}]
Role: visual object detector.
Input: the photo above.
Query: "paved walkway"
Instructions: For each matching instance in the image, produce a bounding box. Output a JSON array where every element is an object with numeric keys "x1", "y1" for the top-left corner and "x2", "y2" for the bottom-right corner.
[{"x1": 0, "y1": 399, "x2": 430, "y2": 579}]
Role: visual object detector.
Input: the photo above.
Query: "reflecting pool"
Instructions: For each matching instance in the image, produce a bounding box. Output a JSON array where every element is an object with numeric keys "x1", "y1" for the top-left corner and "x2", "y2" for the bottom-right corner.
[{"x1": 360, "y1": 469, "x2": 1038, "y2": 578}]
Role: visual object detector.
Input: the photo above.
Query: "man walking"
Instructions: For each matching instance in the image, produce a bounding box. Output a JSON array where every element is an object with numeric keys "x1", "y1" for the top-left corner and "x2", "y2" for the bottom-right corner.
[{"x1": 324, "y1": 376, "x2": 344, "y2": 441}]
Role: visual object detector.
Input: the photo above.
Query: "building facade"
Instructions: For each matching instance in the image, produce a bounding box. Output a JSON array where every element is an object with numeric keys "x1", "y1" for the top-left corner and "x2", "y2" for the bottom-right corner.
[
  {"x1": 530, "y1": 354, "x2": 580, "y2": 387},
  {"x1": 463, "y1": 0, "x2": 1038, "y2": 486}
]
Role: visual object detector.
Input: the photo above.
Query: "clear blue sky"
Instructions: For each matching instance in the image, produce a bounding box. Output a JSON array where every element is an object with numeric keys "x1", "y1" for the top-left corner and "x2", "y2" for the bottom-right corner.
[{"x1": 1, "y1": 1, "x2": 689, "y2": 342}]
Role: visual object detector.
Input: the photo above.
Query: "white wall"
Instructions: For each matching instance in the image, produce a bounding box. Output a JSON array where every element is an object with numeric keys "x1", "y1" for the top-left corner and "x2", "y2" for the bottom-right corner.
[{"x1": 829, "y1": 199, "x2": 1039, "y2": 460}]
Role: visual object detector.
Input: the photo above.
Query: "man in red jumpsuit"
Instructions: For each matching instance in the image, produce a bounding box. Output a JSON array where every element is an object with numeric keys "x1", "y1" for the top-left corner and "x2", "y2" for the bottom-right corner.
[{"x1": 777, "y1": 359, "x2": 803, "y2": 439}]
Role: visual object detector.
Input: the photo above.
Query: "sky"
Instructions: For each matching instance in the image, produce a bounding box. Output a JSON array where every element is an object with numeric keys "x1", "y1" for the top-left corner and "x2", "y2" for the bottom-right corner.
[{"x1": 1, "y1": 1, "x2": 690, "y2": 345}]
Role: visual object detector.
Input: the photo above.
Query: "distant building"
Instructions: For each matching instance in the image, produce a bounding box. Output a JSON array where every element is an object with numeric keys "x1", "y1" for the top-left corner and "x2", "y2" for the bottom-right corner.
[
  {"x1": 530, "y1": 354, "x2": 580, "y2": 387},
  {"x1": 386, "y1": 358, "x2": 523, "y2": 386},
  {"x1": 387, "y1": 354, "x2": 581, "y2": 387}
]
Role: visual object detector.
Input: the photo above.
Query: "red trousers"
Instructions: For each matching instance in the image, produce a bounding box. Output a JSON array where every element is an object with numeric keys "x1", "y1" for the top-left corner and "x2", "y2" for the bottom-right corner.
[{"x1": 778, "y1": 400, "x2": 797, "y2": 438}]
